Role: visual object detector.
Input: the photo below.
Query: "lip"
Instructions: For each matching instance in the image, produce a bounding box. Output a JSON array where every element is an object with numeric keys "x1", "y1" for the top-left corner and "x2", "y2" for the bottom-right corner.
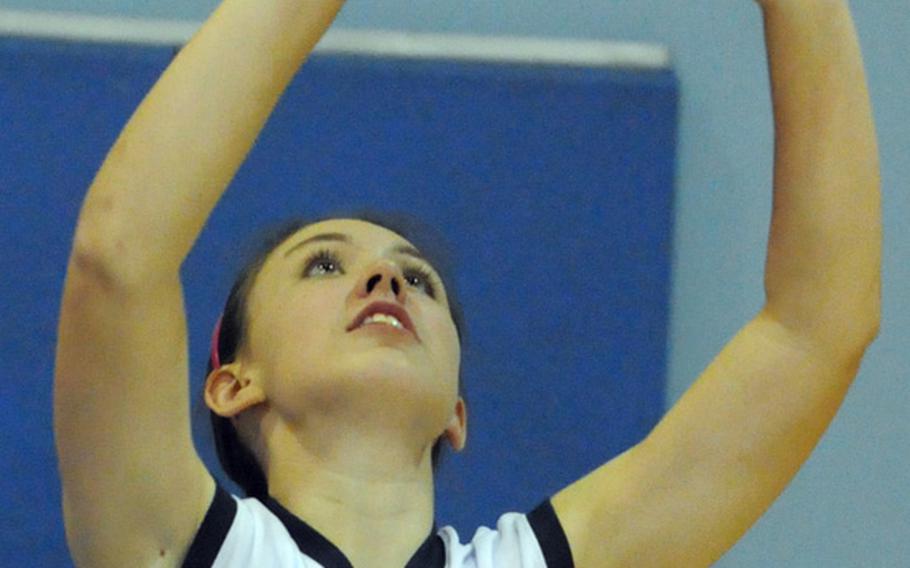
[{"x1": 347, "y1": 301, "x2": 418, "y2": 340}]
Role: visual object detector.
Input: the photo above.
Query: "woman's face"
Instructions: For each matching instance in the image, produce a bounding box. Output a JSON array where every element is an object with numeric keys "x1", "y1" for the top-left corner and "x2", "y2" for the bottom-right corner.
[{"x1": 240, "y1": 218, "x2": 463, "y2": 446}]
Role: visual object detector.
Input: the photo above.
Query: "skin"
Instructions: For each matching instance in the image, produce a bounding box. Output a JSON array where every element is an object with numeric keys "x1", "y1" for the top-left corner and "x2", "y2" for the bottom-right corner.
[
  {"x1": 54, "y1": 0, "x2": 879, "y2": 566},
  {"x1": 552, "y1": 1, "x2": 880, "y2": 566},
  {"x1": 204, "y1": 218, "x2": 467, "y2": 567}
]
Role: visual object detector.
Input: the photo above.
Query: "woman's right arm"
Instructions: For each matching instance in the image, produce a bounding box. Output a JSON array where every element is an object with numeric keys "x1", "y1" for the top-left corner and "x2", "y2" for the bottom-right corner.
[{"x1": 55, "y1": 1, "x2": 345, "y2": 566}]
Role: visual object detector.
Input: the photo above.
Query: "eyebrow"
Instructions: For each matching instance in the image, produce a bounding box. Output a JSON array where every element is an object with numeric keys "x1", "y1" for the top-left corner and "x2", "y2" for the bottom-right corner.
[{"x1": 282, "y1": 232, "x2": 428, "y2": 264}]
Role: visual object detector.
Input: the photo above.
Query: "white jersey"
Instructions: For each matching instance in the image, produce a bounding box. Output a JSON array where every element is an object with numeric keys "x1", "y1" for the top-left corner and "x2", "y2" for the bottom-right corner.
[{"x1": 182, "y1": 484, "x2": 574, "y2": 567}]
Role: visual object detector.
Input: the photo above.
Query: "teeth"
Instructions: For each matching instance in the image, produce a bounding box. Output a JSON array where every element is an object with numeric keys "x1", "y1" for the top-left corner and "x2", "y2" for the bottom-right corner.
[{"x1": 362, "y1": 313, "x2": 404, "y2": 329}]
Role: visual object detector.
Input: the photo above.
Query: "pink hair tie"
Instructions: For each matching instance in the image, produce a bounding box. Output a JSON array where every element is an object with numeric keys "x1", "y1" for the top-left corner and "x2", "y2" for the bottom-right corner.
[{"x1": 210, "y1": 315, "x2": 224, "y2": 369}]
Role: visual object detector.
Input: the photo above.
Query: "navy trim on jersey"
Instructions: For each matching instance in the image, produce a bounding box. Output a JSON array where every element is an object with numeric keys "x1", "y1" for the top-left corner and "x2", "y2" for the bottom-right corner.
[
  {"x1": 262, "y1": 493, "x2": 445, "y2": 568},
  {"x1": 182, "y1": 484, "x2": 237, "y2": 568},
  {"x1": 527, "y1": 500, "x2": 575, "y2": 568},
  {"x1": 183, "y1": 483, "x2": 572, "y2": 567}
]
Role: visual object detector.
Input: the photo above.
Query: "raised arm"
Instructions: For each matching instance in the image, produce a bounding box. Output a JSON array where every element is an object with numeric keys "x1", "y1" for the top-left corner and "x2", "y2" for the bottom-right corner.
[
  {"x1": 552, "y1": 1, "x2": 881, "y2": 566},
  {"x1": 54, "y1": 1, "x2": 345, "y2": 566}
]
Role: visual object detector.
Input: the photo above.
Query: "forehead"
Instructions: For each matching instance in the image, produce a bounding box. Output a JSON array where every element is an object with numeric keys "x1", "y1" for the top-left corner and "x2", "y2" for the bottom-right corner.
[{"x1": 276, "y1": 218, "x2": 417, "y2": 256}]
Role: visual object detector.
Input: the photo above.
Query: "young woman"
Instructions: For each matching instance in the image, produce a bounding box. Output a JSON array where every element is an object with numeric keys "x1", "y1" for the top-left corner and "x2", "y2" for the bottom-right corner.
[{"x1": 54, "y1": 0, "x2": 880, "y2": 566}]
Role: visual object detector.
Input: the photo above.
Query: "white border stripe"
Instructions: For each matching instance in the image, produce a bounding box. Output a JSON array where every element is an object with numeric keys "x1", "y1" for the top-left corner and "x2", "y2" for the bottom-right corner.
[
  {"x1": 0, "y1": 10, "x2": 197, "y2": 46},
  {"x1": 0, "y1": 9, "x2": 670, "y2": 69},
  {"x1": 320, "y1": 30, "x2": 669, "y2": 69}
]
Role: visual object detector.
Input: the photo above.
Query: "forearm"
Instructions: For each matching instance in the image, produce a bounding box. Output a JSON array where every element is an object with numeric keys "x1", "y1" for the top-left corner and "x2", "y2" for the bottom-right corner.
[
  {"x1": 74, "y1": 0, "x2": 345, "y2": 280},
  {"x1": 760, "y1": 0, "x2": 881, "y2": 350}
]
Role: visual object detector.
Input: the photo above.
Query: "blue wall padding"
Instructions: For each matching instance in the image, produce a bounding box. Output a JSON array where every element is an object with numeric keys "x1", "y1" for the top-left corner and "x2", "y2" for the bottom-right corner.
[{"x1": 0, "y1": 36, "x2": 677, "y2": 565}]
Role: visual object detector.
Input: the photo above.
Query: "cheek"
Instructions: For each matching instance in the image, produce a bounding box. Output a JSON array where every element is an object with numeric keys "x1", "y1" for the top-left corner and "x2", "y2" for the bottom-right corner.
[
  {"x1": 249, "y1": 287, "x2": 341, "y2": 375},
  {"x1": 429, "y1": 313, "x2": 461, "y2": 387},
  {"x1": 275, "y1": 291, "x2": 344, "y2": 353}
]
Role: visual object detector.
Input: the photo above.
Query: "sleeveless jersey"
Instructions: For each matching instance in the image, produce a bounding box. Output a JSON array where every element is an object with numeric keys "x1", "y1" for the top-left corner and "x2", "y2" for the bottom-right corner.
[{"x1": 182, "y1": 484, "x2": 574, "y2": 567}]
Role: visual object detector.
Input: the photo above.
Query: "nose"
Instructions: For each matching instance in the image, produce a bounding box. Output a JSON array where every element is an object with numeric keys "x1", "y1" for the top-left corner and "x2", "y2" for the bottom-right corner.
[{"x1": 354, "y1": 261, "x2": 407, "y2": 303}]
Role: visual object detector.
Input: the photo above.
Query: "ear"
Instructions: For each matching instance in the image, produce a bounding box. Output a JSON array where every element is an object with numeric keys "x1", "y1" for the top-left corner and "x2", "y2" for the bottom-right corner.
[
  {"x1": 443, "y1": 397, "x2": 468, "y2": 452},
  {"x1": 204, "y1": 363, "x2": 266, "y2": 418}
]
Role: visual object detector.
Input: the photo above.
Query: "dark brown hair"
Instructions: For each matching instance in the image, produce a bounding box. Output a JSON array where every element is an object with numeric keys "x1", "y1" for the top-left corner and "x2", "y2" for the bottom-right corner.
[{"x1": 205, "y1": 210, "x2": 467, "y2": 499}]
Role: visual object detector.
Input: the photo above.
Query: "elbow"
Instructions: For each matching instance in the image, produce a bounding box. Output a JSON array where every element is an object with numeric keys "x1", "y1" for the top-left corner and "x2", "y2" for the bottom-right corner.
[
  {"x1": 69, "y1": 231, "x2": 123, "y2": 291},
  {"x1": 764, "y1": 285, "x2": 881, "y2": 362},
  {"x1": 843, "y1": 277, "x2": 882, "y2": 352},
  {"x1": 819, "y1": 301, "x2": 880, "y2": 361},
  {"x1": 68, "y1": 228, "x2": 153, "y2": 291},
  {"x1": 856, "y1": 294, "x2": 881, "y2": 350},
  {"x1": 836, "y1": 310, "x2": 879, "y2": 363}
]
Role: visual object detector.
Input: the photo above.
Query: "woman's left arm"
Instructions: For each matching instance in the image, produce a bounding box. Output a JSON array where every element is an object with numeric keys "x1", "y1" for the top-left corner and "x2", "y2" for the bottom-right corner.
[{"x1": 551, "y1": 2, "x2": 881, "y2": 566}]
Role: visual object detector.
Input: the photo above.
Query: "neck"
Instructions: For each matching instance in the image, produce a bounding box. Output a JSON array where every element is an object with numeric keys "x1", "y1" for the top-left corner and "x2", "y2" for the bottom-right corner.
[{"x1": 262, "y1": 418, "x2": 437, "y2": 568}]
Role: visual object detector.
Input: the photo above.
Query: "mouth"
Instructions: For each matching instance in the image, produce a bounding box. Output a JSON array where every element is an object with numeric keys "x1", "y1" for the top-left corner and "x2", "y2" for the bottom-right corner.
[{"x1": 347, "y1": 301, "x2": 419, "y2": 340}]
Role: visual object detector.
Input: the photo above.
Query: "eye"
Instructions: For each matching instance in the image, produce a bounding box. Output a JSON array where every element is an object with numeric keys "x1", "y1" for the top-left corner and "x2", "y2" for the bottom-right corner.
[
  {"x1": 404, "y1": 264, "x2": 438, "y2": 298},
  {"x1": 301, "y1": 249, "x2": 440, "y2": 298},
  {"x1": 302, "y1": 249, "x2": 344, "y2": 277}
]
